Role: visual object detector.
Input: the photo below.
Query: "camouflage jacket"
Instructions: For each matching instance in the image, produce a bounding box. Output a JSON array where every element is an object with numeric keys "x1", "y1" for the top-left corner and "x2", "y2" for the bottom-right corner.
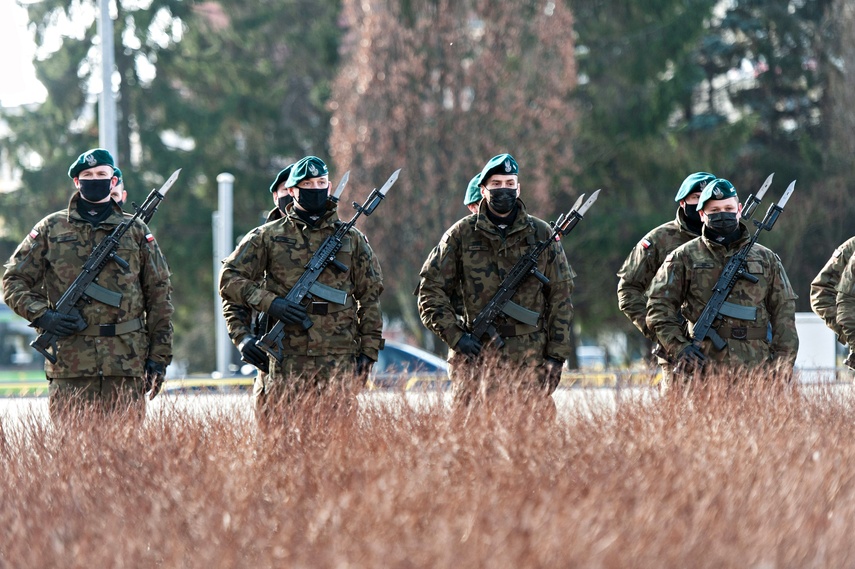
[
  {"x1": 2, "y1": 193, "x2": 174, "y2": 378},
  {"x1": 218, "y1": 202, "x2": 384, "y2": 368},
  {"x1": 617, "y1": 208, "x2": 700, "y2": 341},
  {"x1": 418, "y1": 200, "x2": 575, "y2": 363},
  {"x1": 222, "y1": 206, "x2": 286, "y2": 347},
  {"x1": 810, "y1": 236, "x2": 855, "y2": 343},
  {"x1": 833, "y1": 251, "x2": 855, "y2": 353},
  {"x1": 646, "y1": 223, "x2": 798, "y2": 368}
]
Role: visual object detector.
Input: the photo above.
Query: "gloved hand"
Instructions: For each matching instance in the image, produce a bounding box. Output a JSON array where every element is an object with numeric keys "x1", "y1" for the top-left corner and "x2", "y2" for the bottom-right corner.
[
  {"x1": 542, "y1": 357, "x2": 564, "y2": 392},
  {"x1": 239, "y1": 335, "x2": 269, "y2": 373},
  {"x1": 455, "y1": 333, "x2": 482, "y2": 357},
  {"x1": 676, "y1": 344, "x2": 706, "y2": 370},
  {"x1": 268, "y1": 297, "x2": 308, "y2": 326},
  {"x1": 355, "y1": 353, "x2": 374, "y2": 378},
  {"x1": 33, "y1": 309, "x2": 87, "y2": 337},
  {"x1": 144, "y1": 359, "x2": 167, "y2": 400}
]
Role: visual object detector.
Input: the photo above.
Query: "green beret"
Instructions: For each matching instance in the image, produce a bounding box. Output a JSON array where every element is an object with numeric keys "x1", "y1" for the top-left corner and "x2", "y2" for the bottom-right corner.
[
  {"x1": 696, "y1": 178, "x2": 738, "y2": 211},
  {"x1": 113, "y1": 167, "x2": 123, "y2": 184},
  {"x1": 476, "y1": 153, "x2": 519, "y2": 186},
  {"x1": 269, "y1": 164, "x2": 294, "y2": 193},
  {"x1": 68, "y1": 148, "x2": 115, "y2": 179},
  {"x1": 464, "y1": 175, "x2": 481, "y2": 206},
  {"x1": 285, "y1": 156, "x2": 329, "y2": 188},
  {"x1": 674, "y1": 171, "x2": 716, "y2": 202}
]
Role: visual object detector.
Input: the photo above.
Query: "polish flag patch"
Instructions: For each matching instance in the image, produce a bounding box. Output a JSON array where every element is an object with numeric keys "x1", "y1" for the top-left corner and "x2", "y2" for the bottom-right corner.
[
  {"x1": 640, "y1": 238, "x2": 652, "y2": 249},
  {"x1": 145, "y1": 233, "x2": 155, "y2": 242},
  {"x1": 28, "y1": 229, "x2": 38, "y2": 239}
]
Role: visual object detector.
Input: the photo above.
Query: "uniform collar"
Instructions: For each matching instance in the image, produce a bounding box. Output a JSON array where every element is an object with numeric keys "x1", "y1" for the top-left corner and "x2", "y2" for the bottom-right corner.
[
  {"x1": 475, "y1": 198, "x2": 531, "y2": 236},
  {"x1": 675, "y1": 206, "x2": 702, "y2": 236},
  {"x1": 283, "y1": 201, "x2": 340, "y2": 229},
  {"x1": 66, "y1": 192, "x2": 125, "y2": 226}
]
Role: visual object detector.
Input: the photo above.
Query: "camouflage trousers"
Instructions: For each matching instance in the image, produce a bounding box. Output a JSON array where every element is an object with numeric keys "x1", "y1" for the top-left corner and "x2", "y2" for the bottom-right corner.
[
  {"x1": 254, "y1": 354, "x2": 363, "y2": 428},
  {"x1": 48, "y1": 376, "x2": 147, "y2": 426},
  {"x1": 447, "y1": 353, "x2": 557, "y2": 422}
]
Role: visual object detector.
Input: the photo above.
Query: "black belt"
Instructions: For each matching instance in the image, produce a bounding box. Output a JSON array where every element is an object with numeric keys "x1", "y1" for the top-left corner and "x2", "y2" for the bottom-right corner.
[{"x1": 78, "y1": 317, "x2": 145, "y2": 337}]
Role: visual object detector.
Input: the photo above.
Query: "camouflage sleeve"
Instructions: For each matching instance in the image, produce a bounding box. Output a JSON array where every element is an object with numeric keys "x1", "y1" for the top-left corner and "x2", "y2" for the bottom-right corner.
[
  {"x1": 836, "y1": 255, "x2": 855, "y2": 354},
  {"x1": 544, "y1": 240, "x2": 574, "y2": 361},
  {"x1": 418, "y1": 228, "x2": 465, "y2": 350},
  {"x1": 219, "y1": 229, "x2": 276, "y2": 313},
  {"x1": 222, "y1": 298, "x2": 254, "y2": 346},
  {"x1": 616, "y1": 233, "x2": 660, "y2": 341},
  {"x1": 1, "y1": 218, "x2": 51, "y2": 321},
  {"x1": 810, "y1": 245, "x2": 849, "y2": 341},
  {"x1": 139, "y1": 225, "x2": 174, "y2": 365},
  {"x1": 350, "y1": 229, "x2": 384, "y2": 361},
  {"x1": 767, "y1": 254, "x2": 798, "y2": 368},
  {"x1": 645, "y1": 251, "x2": 691, "y2": 358}
]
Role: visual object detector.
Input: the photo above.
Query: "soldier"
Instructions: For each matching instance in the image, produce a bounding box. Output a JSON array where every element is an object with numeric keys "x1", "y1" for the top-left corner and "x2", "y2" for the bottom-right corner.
[
  {"x1": 833, "y1": 251, "x2": 855, "y2": 370},
  {"x1": 222, "y1": 165, "x2": 294, "y2": 382},
  {"x1": 464, "y1": 174, "x2": 481, "y2": 215},
  {"x1": 810, "y1": 236, "x2": 855, "y2": 346},
  {"x1": 617, "y1": 172, "x2": 715, "y2": 381},
  {"x1": 646, "y1": 178, "x2": 798, "y2": 374},
  {"x1": 219, "y1": 156, "x2": 383, "y2": 423},
  {"x1": 417, "y1": 153, "x2": 574, "y2": 410},
  {"x1": 111, "y1": 167, "x2": 127, "y2": 207},
  {"x1": 2, "y1": 148, "x2": 174, "y2": 423}
]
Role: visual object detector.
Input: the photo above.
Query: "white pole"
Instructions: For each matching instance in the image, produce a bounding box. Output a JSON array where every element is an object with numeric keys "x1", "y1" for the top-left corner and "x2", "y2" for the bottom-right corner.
[
  {"x1": 214, "y1": 173, "x2": 234, "y2": 377},
  {"x1": 97, "y1": 0, "x2": 117, "y2": 157}
]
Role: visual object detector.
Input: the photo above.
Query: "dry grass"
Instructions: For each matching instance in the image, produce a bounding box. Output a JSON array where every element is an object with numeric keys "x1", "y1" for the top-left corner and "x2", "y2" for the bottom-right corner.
[{"x1": 1, "y1": 370, "x2": 855, "y2": 568}]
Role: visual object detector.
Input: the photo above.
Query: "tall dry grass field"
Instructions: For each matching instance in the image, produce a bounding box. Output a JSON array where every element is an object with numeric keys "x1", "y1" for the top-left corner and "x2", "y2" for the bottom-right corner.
[{"x1": 1, "y1": 370, "x2": 854, "y2": 568}]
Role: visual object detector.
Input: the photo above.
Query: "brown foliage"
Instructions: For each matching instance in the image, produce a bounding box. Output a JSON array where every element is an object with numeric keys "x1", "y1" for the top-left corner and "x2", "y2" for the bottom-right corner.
[
  {"x1": 2, "y1": 370, "x2": 855, "y2": 567},
  {"x1": 328, "y1": 0, "x2": 578, "y2": 332}
]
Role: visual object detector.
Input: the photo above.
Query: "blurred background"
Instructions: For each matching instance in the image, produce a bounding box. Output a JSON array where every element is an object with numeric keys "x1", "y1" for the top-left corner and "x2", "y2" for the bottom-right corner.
[{"x1": 0, "y1": 0, "x2": 851, "y2": 376}]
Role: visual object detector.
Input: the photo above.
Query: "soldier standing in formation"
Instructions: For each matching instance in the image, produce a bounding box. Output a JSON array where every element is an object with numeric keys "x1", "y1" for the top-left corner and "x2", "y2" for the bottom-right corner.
[
  {"x1": 417, "y1": 153, "x2": 574, "y2": 410},
  {"x1": 828, "y1": 248, "x2": 855, "y2": 370},
  {"x1": 810, "y1": 236, "x2": 855, "y2": 352},
  {"x1": 111, "y1": 167, "x2": 127, "y2": 208},
  {"x1": 617, "y1": 172, "x2": 715, "y2": 384},
  {"x1": 646, "y1": 178, "x2": 799, "y2": 373},
  {"x1": 219, "y1": 156, "x2": 384, "y2": 423},
  {"x1": 1, "y1": 148, "x2": 174, "y2": 422}
]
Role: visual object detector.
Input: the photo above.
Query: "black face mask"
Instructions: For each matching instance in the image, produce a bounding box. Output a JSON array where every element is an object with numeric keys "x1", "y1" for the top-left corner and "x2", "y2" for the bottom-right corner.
[
  {"x1": 486, "y1": 187, "x2": 517, "y2": 215},
  {"x1": 277, "y1": 195, "x2": 292, "y2": 213},
  {"x1": 705, "y1": 211, "x2": 739, "y2": 234},
  {"x1": 78, "y1": 178, "x2": 112, "y2": 202},
  {"x1": 295, "y1": 187, "x2": 329, "y2": 215},
  {"x1": 683, "y1": 204, "x2": 702, "y2": 225}
]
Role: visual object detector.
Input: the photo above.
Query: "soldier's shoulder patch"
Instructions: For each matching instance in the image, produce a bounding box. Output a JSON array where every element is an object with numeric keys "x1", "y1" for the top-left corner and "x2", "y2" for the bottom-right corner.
[
  {"x1": 28, "y1": 228, "x2": 38, "y2": 239},
  {"x1": 145, "y1": 233, "x2": 155, "y2": 243},
  {"x1": 640, "y1": 238, "x2": 652, "y2": 250}
]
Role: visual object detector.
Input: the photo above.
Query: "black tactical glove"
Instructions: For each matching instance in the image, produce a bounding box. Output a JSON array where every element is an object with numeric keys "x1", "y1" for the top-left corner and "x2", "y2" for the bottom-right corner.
[
  {"x1": 542, "y1": 357, "x2": 564, "y2": 392},
  {"x1": 33, "y1": 309, "x2": 87, "y2": 337},
  {"x1": 239, "y1": 335, "x2": 269, "y2": 373},
  {"x1": 455, "y1": 333, "x2": 482, "y2": 357},
  {"x1": 144, "y1": 359, "x2": 167, "y2": 400},
  {"x1": 268, "y1": 297, "x2": 308, "y2": 326},
  {"x1": 355, "y1": 353, "x2": 374, "y2": 378},
  {"x1": 676, "y1": 344, "x2": 706, "y2": 370}
]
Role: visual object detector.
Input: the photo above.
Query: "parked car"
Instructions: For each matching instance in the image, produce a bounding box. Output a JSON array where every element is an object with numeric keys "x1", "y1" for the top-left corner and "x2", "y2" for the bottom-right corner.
[{"x1": 369, "y1": 340, "x2": 450, "y2": 391}]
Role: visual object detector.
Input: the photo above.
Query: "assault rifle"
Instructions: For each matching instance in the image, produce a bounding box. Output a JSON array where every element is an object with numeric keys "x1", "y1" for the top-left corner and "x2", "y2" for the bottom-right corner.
[
  {"x1": 31, "y1": 169, "x2": 181, "y2": 364},
  {"x1": 256, "y1": 169, "x2": 400, "y2": 363},
  {"x1": 680, "y1": 180, "x2": 795, "y2": 367},
  {"x1": 468, "y1": 190, "x2": 600, "y2": 349}
]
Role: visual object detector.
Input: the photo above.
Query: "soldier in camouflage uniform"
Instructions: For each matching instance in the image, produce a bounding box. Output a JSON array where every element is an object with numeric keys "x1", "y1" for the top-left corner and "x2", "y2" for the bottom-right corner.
[
  {"x1": 646, "y1": 179, "x2": 798, "y2": 374},
  {"x1": 2, "y1": 148, "x2": 174, "y2": 423},
  {"x1": 464, "y1": 174, "x2": 481, "y2": 215},
  {"x1": 810, "y1": 236, "x2": 855, "y2": 347},
  {"x1": 617, "y1": 172, "x2": 715, "y2": 382},
  {"x1": 219, "y1": 156, "x2": 383, "y2": 423},
  {"x1": 418, "y1": 153, "x2": 574, "y2": 409},
  {"x1": 833, "y1": 250, "x2": 855, "y2": 369},
  {"x1": 222, "y1": 164, "x2": 295, "y2": 378},
  {"x1": 111, "y1": 167, "x2": 127, "y2": 208}
]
